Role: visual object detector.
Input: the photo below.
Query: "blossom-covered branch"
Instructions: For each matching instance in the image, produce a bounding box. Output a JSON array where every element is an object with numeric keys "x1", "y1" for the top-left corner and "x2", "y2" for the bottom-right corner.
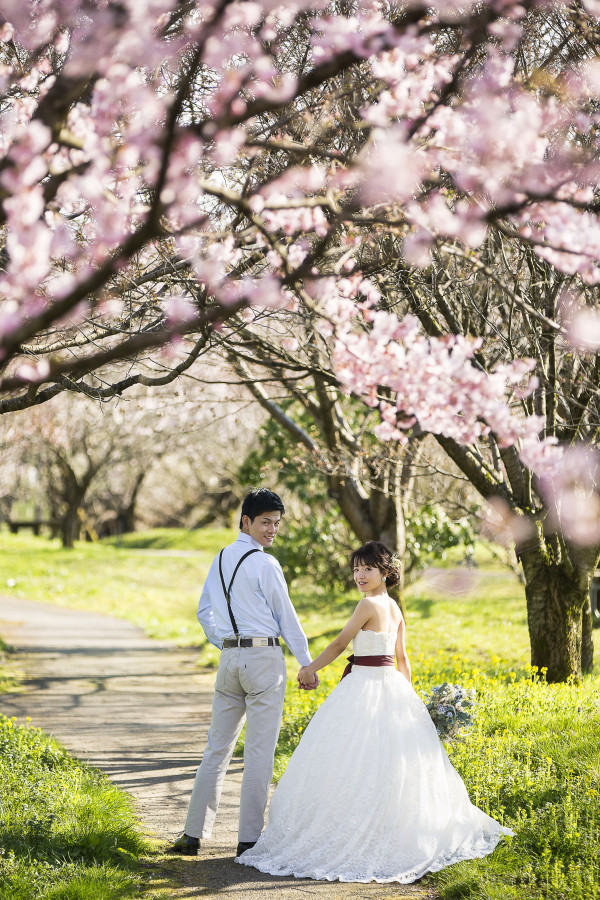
[{"x1": 2, "y1": 2, "x2": 600, "y2": 483}]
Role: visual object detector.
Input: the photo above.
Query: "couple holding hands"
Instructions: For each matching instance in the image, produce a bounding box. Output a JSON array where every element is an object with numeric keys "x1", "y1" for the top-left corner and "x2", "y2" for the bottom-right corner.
[{"x1": 168, "y1": 489, "x2": 511, "y2": 883}]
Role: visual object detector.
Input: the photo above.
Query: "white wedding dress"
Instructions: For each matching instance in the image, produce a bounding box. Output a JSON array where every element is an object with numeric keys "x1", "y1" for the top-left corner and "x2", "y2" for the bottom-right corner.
[{"x1": 237, "y1": 629, "x2": 513, "y2": 883}]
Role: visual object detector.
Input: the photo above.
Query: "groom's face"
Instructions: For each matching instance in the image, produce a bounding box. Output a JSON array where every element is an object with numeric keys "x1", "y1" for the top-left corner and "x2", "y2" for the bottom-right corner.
[{"x1": 243, "y1": 510, "x2": 281, "y2": 548}]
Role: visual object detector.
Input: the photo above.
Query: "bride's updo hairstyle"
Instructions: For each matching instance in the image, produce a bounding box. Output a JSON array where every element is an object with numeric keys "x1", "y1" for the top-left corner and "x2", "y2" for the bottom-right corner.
[{"x1": 350, "y1": 541, "x2": 401, "y2": 589}]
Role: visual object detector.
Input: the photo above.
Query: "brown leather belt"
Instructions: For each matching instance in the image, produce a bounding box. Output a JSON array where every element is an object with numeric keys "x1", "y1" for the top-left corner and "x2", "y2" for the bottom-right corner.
[{"x1": 222, "y1": 637, "x2": 280, "y2": 648}]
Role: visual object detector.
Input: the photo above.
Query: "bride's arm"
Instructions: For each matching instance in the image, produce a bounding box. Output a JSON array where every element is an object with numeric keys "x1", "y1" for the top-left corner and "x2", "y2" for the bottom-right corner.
[
  {"x1": 395, "y1": 616, "x2": 411, "y2": 683},
  {"x1": 298, "y1": 599, "x2": 372, "y2": 685}
]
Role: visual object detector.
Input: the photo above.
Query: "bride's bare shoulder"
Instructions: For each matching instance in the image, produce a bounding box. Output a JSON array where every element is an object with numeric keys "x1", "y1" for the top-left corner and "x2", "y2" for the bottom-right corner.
[
  {"x1": 355, "y1": 595, "x2": 377, "y2": 614},
  {"x1": 391, "y1": 601, "x2": 404, "y2": 626}
]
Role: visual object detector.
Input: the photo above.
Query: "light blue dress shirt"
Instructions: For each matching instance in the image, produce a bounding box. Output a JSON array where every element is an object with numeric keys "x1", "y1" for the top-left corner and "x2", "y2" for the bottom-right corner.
[{"x1": 197, "y1": 532, "x2": 311, "y2": 667}]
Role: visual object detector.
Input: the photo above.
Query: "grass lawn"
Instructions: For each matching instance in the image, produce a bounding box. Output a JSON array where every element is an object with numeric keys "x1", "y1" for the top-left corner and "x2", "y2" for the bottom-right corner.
[
  {"x1": 0, "y1": 530, "x2": 232, "y2": 665},
  {"x1": 433, "y1": 674, "x2": 600, "y2": 900},
  {"x1": 0, "y1": 713, "x2": 159, "y2": 900},
  {"x1": 1, "y1": 528, "x2": 600, "y2": 899},
  {"x1": 0, "y1": 529, "x2": 539, "y2": 672},
  {"x1": 0, "y1": 636, "x2": 19, "y2": 692}
]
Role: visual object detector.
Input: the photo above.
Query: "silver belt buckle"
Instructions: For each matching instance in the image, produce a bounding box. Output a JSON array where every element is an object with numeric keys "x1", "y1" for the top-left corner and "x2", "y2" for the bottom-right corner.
[{"x1": 257, "y1": 637, "x2": 269, "y2": 647}]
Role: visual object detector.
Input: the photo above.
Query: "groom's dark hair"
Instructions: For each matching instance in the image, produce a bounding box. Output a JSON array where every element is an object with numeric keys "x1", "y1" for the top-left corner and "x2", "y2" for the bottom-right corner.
[{"x1": 239, "y1": 489, "x2": 285, "y2": 528}]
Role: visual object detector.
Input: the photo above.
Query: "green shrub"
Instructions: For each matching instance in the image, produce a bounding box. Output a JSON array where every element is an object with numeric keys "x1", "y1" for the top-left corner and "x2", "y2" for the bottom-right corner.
[
  {"x1": 436, "y1": 672, "x2": 600, "y2": 900},
  {"x1": 0, "y1": 716, "x2": 149, "y2": 900},
  {"x1": 405, "y1": 504, "x2": 476, "y2": 580}
]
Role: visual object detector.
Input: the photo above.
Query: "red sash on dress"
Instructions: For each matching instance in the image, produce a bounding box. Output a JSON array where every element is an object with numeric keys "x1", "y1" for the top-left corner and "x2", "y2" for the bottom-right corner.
[{"x1": 341, "y1": 654, "x2": 396, "y2": 680}]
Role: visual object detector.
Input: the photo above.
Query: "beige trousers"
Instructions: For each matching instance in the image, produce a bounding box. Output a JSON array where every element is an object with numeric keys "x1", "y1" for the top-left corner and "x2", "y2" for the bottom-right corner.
[{"x1": 184, "y1": 646, "x2": 287, "y2": 843}]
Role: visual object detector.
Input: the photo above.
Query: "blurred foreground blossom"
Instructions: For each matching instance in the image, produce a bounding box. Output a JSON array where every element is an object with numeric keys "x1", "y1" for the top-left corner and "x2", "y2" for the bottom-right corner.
[
  {"x1": 14, "y1": 360, "x2": 51, "y2": 383},
  {"x1": 478, "y1": 497, "x2": 536, "y2": 549},
  {"x1": 421, "y1": 567, "x2": 480, "y2": 597},
  {"x1": 560, "y1": 289, "x2": 600, "y2": 352},
  {"x1": 542, "y1": 446, "x2": 600, "y2": 547},
  {"x1": 565, "y1": 308, "x2": 600, "y2": 353}
]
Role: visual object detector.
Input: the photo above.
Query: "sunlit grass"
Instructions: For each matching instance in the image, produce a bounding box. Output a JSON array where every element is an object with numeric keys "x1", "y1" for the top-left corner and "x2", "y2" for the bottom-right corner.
[
  {"x1": 0, "y1": 530, "x2": 234, "y2": 655},
  {"x1": 2, "y1": 528, "x2": 600, "y2": 898},
  {"x1": 3, "y1": 529, "x2": 598, "y2": 675},
  {"x1": 434, "y1": 672, "x2": 600, "y2": 900},
  {"x1": 0, "y1": 715, "x2": 151, "y2": 900},
  {"x1": 101, "y1": 527, "x2": 235, "y2": 553}
]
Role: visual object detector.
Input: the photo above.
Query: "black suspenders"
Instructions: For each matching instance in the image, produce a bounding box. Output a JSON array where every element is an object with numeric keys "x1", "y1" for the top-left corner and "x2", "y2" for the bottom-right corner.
[{"x1": 218, "y1": 548, "x2": 260, "y2": 638}]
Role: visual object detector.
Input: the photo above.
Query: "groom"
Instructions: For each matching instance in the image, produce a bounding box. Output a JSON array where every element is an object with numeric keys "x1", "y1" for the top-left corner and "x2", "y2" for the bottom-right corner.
[{"x1": 168, "y1": 488, "x2": 317, "y2": 857}]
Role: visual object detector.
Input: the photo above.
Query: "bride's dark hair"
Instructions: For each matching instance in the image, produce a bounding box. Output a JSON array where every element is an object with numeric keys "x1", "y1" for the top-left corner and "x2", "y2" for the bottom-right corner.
[{"x1": 350, "y1": 541, "x2": 401, "y2": 589}]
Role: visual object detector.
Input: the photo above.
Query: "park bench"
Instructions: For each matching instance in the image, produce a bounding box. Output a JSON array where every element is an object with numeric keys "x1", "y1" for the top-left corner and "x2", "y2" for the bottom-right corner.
[{"x1": 5, "y1": 519, "x2": 61, "y2": 536}]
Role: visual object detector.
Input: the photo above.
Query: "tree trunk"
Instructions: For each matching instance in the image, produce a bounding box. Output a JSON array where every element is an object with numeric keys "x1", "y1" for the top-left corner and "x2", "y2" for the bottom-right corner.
[
  {"x1": 433, "y1": 429, "x2": 598, "y2": 683},
  {"x1": 61, "y1": 503, "x2": 81, "y2": 548},
  {"x1": 520, "y1": 549, "x2": 593, "y2": 682},
  {"x1": 582, "y1": 596, "x2": 594, "y2": 674},
  {"x1": 327, "y1": 477, "x2": 399, "y2": 548},
  {"x1": 122, "y1": 471, "x2": 146, "y2": 533}
]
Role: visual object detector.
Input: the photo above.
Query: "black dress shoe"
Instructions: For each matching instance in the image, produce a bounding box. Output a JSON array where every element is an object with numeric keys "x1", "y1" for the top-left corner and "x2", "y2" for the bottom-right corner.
[
  {"x1": 236, "y1": 841, "x2": 256, "y2": 856},
  {"x1": 167, "y1": 833, "x2": 200, "y2": 855}
]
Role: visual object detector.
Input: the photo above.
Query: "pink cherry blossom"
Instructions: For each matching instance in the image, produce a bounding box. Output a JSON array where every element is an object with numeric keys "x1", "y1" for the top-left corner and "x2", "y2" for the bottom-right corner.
[
  {"x1": 14, "y1": 359, "x2": 51, "y2": 383},
  {"x1": 330, "y1": 301, "x2": 562, "y2": 479},
  {"x1": 1, "y1": 0, "x2": 600, "y2": 514}
]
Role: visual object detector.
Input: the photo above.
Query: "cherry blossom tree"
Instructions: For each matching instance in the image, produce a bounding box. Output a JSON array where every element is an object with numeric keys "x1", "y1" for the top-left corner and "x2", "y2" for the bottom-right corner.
[
  {"x1": 203, "y1": 302, "x2": 423, "y2": 572},
  {"x1": 4, "y1": 396, "x2": 128, "y2": 546},
  {"x1": 0, "y1": 375, "x2": 261, "y2": 544},
  {"x1": 1, "y1": 392, "x2": 177, "y2": 546},
  {"x1": 385, "y1": 237, "x2": 600, "y2": 682},
  {"x1": 2, "y1": 1, "x2": 600, "y2": 677}
]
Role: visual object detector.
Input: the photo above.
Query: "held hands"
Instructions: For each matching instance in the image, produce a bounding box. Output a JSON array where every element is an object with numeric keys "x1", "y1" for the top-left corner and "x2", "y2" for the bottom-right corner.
[{"x1": 297, "y1": 666, "x2": 319, "y2": 690}]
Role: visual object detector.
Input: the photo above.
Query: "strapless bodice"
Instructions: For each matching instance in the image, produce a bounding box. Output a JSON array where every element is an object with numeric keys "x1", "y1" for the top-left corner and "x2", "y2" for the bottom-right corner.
[{"x1": 352, "y1": 629, "x2": 397, "y2": 657}]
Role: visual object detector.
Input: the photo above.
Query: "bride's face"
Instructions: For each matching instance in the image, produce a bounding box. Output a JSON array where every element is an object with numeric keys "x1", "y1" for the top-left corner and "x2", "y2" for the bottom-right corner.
[{"x1": 353, "y1": 561, "x2": 385, "y2": 595}]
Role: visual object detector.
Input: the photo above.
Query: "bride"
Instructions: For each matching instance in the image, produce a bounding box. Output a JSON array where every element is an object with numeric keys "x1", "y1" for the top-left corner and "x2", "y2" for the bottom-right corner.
[{"x1": 237, "y1": 540, "x2": 513, "y2": 884}]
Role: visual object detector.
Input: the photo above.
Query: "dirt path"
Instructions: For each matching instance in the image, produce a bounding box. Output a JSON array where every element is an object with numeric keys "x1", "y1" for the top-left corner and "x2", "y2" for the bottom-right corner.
[{"x1": 0, "y1": 597, "x2": 436, "y2": 900}]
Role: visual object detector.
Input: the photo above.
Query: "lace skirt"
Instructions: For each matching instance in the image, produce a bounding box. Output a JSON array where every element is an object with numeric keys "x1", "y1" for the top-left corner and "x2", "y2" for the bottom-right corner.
[{"x1": 237, "y1": 665, "x2": 513, "y2": 883}]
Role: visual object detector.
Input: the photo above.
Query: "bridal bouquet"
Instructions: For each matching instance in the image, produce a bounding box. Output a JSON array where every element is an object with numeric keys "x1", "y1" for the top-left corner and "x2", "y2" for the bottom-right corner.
[{"x1": 423, "y1": 683, "x2": 476, "y2": 741}]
